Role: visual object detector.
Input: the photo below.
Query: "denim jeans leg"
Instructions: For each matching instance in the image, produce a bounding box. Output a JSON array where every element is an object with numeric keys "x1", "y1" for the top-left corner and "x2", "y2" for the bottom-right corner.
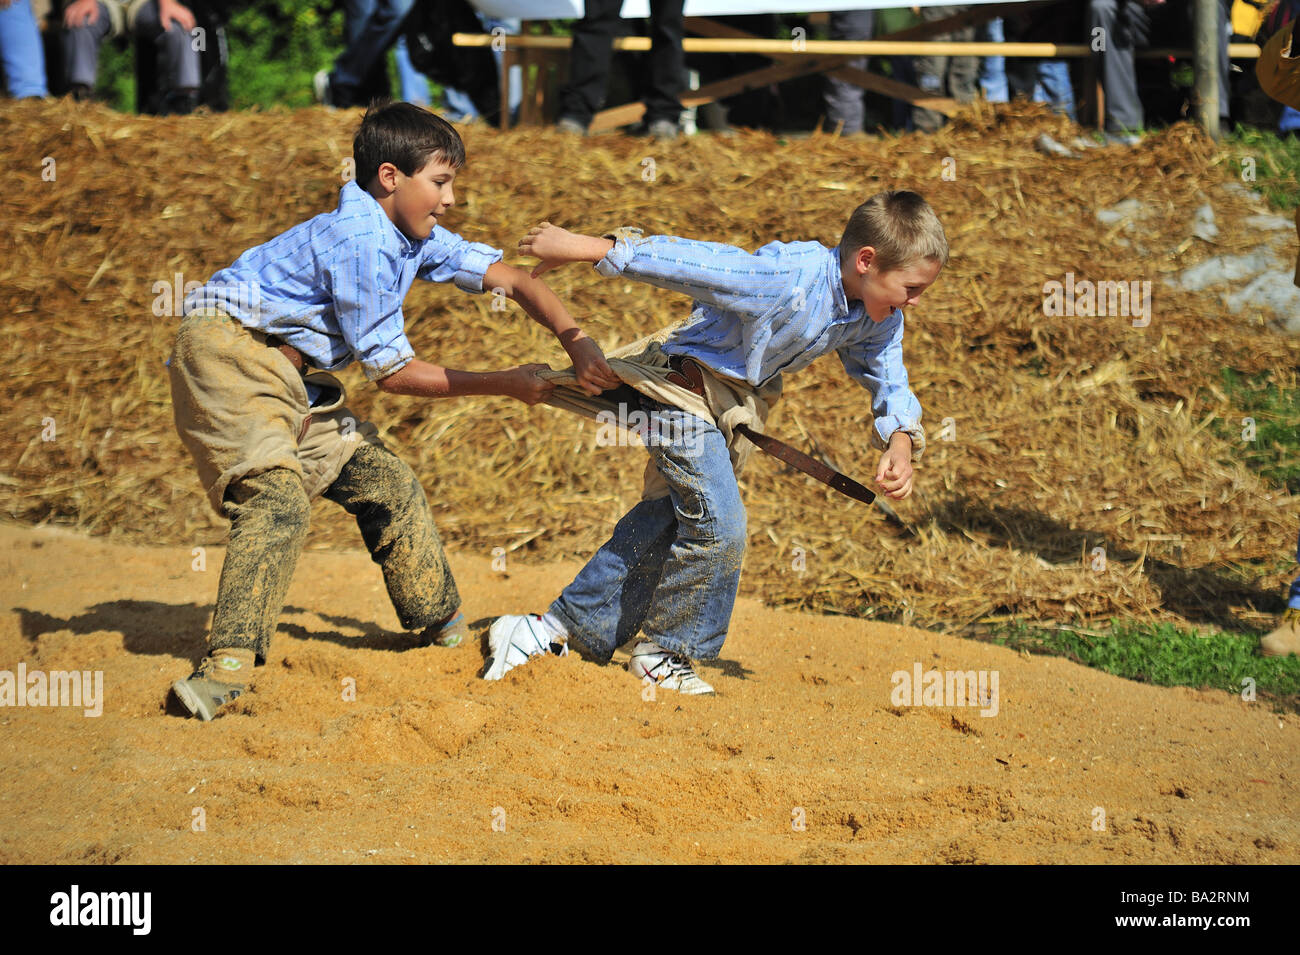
[
  {"x1": 1033, "y1": 59, "x2": 1076, "y2": 120},
  {"x1": 637, "y1": 409, "x2": 745, "y2": 660},
  {"x1": 552, "y1": 409, "x2": 744, "y2": 662},
  {"x1": 333, "y1": 0, "x2": 415, "y2": 91},
  {"x1": 394, "y1": 35, "x2": 430, "y2": 104},
  {"x1": 550, "y1": 497, "x2": 677, "y2": 662},
  {"x1": 979, "y1": 17, "x2": 1008, "y2": 103},
  {"x1": 1289, "y1": 530, "x2": 1300, "y2": 611},
  {"x1": 0, "y1": 0, "x2": 49, "y2": 97}
]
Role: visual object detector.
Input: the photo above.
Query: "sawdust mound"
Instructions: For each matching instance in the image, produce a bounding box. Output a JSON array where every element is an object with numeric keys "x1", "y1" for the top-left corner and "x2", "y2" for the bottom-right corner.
[{"x1": 2, "y1": 98, "x2": 1296, "y2": 632}]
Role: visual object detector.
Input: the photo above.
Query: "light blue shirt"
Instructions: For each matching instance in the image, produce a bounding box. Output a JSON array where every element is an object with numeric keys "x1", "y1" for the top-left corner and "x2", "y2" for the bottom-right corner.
[
  {"x1": 184, "y1": 180, "x2": 502, "y2": 381},
  {"x1": 596, "y1": 231, "x2": 924, "y2": 450}
]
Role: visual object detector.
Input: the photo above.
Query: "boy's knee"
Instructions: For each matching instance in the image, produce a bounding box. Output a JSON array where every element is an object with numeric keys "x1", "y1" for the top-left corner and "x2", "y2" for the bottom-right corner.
[
  {"x1": 707, "y1": 503, "x2": 747, "y2": 560},
  {"x1": 335, "y1": 442, "x2": 423, "y2": 505},
  {"x1": 225, "y1": 468, "x2": 311, "y2": 539}
]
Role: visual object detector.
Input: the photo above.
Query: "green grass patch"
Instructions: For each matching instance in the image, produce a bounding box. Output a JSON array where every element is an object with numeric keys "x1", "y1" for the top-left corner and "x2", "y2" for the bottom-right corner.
[
  {"x1": 1209, "y1": 367, "x2": 1300, "y2": 494},
  {"x1": 1224, "y1": 125, "x2": 1300, "y2": 211},
  {"x1": 986, "y1": 619, "x2": 1300, "y2": 712}
]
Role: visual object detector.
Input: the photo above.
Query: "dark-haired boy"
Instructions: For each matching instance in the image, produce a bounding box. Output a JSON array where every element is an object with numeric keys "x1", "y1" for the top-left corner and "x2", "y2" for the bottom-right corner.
[
  {"x1": 168, "y1": 102, "x2": 620, "y2": 720},
  {"x1": 484, "y1": 191, "x2": 946, "y2": 694}
]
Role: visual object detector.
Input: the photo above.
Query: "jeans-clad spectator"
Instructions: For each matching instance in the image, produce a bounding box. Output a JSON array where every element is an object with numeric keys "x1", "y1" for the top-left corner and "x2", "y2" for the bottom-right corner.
[{"x1": 0, "y1": 0, "x2": 50, "y2": 97}]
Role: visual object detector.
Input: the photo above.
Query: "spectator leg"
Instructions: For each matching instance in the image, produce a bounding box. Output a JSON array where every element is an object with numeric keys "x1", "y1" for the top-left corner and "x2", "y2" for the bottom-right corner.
[
  {"x1": 824, "y1": 8, "x2": 875, "y2": 133},
  {"x1": 558, "y1": 0, "x2": 622, "y2": 125},
  {"x1": 1090, "y1": 0, "x2": 1144, "y2": 133},
  {"x1": 644, "y1": 0, "x2": 686, "y2": 125},
  {"x1": 60, "y1": 0, "x2": 112, "y2": 92}
]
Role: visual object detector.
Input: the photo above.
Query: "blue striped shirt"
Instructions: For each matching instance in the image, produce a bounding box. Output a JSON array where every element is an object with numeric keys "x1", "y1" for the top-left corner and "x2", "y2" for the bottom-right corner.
[
  {"x1": 596, "y1": 231, "x2": 924, "y2": 450},
  {"x1": 184, "y1": 180, "x2": 502, "y2": 381}
]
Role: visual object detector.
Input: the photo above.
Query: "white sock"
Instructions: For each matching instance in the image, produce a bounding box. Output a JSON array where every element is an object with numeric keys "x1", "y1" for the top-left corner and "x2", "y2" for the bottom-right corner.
[{"x1": 538, "y1": 612, "x2": 569, "y2": 642}]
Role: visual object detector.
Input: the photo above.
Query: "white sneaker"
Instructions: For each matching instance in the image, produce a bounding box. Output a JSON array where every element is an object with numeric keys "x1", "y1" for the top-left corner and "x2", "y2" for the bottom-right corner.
[
  {"x1": 483, "y1": 614, "x2": 567, "y2": 681},
  {"x1": 627, "y1": 640, "x2": 715, "y2": 695}
]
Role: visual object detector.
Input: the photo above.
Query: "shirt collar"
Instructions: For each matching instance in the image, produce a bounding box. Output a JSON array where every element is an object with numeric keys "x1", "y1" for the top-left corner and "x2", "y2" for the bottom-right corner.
[
  {"x1": 340, "y1": 180, "x2": 421, "y2": 257},
  {"x1": 828, "y1": 245, "x2": 850, "y2": 317}
]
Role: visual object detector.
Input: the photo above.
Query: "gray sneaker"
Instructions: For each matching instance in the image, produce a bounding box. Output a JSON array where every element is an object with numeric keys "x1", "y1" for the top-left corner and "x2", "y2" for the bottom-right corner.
[
  {"x1": 556, "y1": 116, "x2": 587, "y2": 136},
  {"x1": 171, "y1": 651, "x2": 252, "y2": 721},
  {"x1": 627, "y1": 640, "x2": 714, "y2": 694},
  {"x1": 647, "y1": 119, "x2": 680, "y2": 141}
]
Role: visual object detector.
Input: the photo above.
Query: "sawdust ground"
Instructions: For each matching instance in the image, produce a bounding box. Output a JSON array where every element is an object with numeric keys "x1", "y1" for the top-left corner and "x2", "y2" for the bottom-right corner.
[{"x1": 0, "y1": 522, "x2": 1295, "y2": 864}]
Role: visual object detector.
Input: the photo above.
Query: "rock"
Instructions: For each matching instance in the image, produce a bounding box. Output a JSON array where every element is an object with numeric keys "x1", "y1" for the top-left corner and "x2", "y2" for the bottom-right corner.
[
  {"x1": 1224, "y1": 271, "x2": 1300, "y2": 331},
  {"x1": 1035, "y1": 133, "x2": 1080, "y2": 159},
  {"x1": 1192, "y1": 203, "x2": 1218, "y2": 241},
  {"x1": 1166, "y1": 251, "x2": 1279, "y2": 291},
  {"x1": 1244, "y1": 213, "x2": 1295, "y2": 231},
  {"x1": 1217, "y1": 181, "x2": 1265, "y2": 204},
  {"x1": 1096, "y1": 198, "x2": 1147, "y2": 226}
]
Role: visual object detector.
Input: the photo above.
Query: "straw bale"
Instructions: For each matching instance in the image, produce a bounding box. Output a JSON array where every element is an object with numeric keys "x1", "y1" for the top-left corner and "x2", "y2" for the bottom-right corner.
[{"x1": 1, "y1": 99, "x2": 1296, "y2": 633}]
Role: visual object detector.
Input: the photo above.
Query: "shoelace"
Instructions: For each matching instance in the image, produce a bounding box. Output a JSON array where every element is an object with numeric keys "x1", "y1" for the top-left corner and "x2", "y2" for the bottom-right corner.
[
  {"x1": 516, "y1": 617, "x2": 567, "y2": 658},
  {"x1": 644, "y1": 652, "x2": 695, "y2": 683}
]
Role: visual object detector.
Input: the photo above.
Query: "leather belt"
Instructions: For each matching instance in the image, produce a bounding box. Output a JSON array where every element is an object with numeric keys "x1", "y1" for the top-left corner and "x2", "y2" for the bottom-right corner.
[
  {"x1": 638, "y1": 354, "x2": 876, "y2": 505},
  {"x1": 266, "y1": 335, "x2": 306, "y2": 372}
]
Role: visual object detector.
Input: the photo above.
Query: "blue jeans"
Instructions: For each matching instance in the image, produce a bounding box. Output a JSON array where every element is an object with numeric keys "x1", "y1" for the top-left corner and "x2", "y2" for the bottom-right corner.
[
  {"x1": 0, "y1": 0, "x2": 49, "y2": 98},
  {"x1": 549, "y1": 408, "x2": 745, "y2": 662},
  {"x1": 1033, "y1": 59, "x2": 1076, "y2": 120},
  {"x1": 332, "y1": 0, "x2": 415, "y2": 93},
  {"x1": 1289, "y1": 531, "x2": 1300, "y2": 610},
  {"x1": 394, "y1": 36, "x2": 429, "y2": 105},
  {"x1": 979, "y1": 17, "x2": 1009, "y2": 103}
]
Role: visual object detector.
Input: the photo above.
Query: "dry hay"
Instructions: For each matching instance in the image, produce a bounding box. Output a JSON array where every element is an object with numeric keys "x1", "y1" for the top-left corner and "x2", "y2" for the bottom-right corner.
[{"x1": 2, "y1": 98, "x2": 1296, "y2": 634}]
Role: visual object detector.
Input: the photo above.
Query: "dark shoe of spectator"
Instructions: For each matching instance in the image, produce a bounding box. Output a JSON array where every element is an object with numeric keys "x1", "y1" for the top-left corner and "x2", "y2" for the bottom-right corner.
[
  {"x1": 163, "y1": 88, "x2": 200, "y2": 116},
  {"x1": 314, "y1": 70, "x2": 357, "y2": 109},
  {"x1": 69, "y1": 83, "x2": 93, "y2": 103},
  {"x1": 556, "y1": 115, "x2": 587, "y2": 135}
]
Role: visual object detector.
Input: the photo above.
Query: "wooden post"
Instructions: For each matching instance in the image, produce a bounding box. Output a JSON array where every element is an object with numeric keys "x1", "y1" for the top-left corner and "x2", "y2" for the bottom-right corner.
[{"x1": 1194, "y1": 0, "x2": 1221, "y2": 138}]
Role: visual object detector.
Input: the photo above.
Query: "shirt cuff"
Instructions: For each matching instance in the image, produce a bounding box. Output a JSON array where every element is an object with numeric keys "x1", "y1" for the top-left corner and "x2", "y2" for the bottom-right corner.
[
  {"x1": 358, "y1": 345, "x2": 415, "y2": 382},
  {"x1": 870, "y1": 418, "x2": 926, "y2": 462},
  {"x1": 452, "y1": 243, "x2": 504, "y2": 294},
  {"x1": 595, "y1": 226, "x2": 645, "y2": 277}
]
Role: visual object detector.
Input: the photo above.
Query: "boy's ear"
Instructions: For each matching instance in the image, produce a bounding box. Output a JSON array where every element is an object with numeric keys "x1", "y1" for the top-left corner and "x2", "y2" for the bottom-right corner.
[
  {"x1": 372, "y1": 161, "x2": 400, "y2": 195},
  {"x1": 855, "y1": 245, "x2": 877, "y2": 274}
]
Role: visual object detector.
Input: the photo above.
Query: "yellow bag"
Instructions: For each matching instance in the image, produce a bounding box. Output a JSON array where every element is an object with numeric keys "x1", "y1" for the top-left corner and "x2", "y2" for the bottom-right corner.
[{"x1": 1233, "y1": 0, "x2": 1268, "y2": 36}]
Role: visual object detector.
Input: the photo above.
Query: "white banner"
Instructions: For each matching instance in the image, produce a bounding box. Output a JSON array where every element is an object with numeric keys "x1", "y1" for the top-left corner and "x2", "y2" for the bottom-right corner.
[{"x1": 472, "y1": 1, "x2": 1027, "y2": 20}]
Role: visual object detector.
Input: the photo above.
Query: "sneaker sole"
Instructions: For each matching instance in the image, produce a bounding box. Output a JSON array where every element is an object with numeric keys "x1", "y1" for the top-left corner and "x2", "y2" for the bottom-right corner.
[
  {"x1": 484, "y1": 616, "x2": 539, "y2": 681},
  {"x1": 171, "y1": 680, "x2": 214, "y2": 721}
]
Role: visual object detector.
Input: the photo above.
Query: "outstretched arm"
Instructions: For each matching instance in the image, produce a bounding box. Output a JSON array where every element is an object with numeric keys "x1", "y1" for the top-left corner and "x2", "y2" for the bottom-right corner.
[
  {"x1": 483, "y1": 260, "x2": 621, "y2": 395},
  {"x1": 520, "y1": 222, "x2": 799, "y2": 321},
  {"x1": 377, "y1": 357, "x2": 555, "y2": 404},
  {"x1": 519, "y1": 223, "x2": 614, "y2": 277}
]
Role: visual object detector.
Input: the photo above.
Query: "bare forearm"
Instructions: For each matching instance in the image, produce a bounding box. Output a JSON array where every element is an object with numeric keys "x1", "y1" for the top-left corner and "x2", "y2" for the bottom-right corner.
[
  {"x1": 378, "y1": 358, "x2": 509, "y2": 399},
  {"x1": 509, "y1": 272, "x2": 586, "y2": 344}
]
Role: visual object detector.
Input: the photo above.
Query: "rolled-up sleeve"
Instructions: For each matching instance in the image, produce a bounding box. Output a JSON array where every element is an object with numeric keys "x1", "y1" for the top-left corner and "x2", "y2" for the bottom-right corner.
[
  {"x1": 418, "y1": 226, "x2": 503, "y2": 293},
  {"x1": 838, "y1": 312, "x2": 925, "y2": 460},
  {"x1": 329, "y1": 239, "x2": 415, "y2": 381}
]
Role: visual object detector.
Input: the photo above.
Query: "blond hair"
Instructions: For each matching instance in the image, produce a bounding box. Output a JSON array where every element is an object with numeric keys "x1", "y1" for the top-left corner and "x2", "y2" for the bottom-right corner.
[{"x1": 839, "y1": 190, "x2": 949, "y2": 271}]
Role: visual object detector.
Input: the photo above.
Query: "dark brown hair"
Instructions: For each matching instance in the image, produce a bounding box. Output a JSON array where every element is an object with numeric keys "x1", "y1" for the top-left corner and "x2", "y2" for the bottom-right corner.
[{"x1": 353, "y1": 100, "x2": 466, "y2": 187}]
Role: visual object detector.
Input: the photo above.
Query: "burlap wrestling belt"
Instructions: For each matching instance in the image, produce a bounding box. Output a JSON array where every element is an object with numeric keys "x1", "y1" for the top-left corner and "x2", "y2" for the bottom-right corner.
[{"x1": 538, "y1": 327, "x2": 783, "y2": 502}]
